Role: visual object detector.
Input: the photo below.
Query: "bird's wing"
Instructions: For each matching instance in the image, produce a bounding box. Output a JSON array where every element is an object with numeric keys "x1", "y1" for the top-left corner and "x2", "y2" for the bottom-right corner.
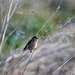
[
  {"x1": 23, "y1": 39, "x2": 34, "y2": 51},
  {"x1": 27, "y1": 39, "x2": 34, "y2": 46}
]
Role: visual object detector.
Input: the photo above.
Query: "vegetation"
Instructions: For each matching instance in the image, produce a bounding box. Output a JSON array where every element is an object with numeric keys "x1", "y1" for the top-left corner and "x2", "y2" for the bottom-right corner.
[
  {"x1": 0, "y1": 0, "x2": 75, "y2": 75},
  {"x1": 0, "y1": 0, "x2": 75, "y2": 59}
]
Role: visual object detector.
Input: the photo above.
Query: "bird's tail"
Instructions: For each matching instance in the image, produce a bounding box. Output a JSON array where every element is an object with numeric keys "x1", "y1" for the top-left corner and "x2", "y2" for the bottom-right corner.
[{"x1": 23, "y1": 45, "x2": 27, "y2": 52}]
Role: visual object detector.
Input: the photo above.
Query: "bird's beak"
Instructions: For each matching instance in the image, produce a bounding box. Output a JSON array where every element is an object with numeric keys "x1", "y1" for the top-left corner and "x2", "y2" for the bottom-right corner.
[{"x1": 36, "y1": 37, "x2": 38, "y2": 39}]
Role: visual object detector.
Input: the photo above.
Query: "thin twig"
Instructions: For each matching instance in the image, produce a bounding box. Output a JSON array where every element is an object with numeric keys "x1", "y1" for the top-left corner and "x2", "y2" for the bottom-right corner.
[
  {"x1": 7, "y1": 52, "x2": 23, "y2": 74},
  {"x1": 0, "y1": 0, "x2": 14, "y2": 52},
  {"x1": 4, "y1": 27, "x2": 17, "y2": 43},
  {"x1": 7, "y1": 51, "x2": 29, "y2": 75},
  {"x1": 0, "y1": 0, "x2": 8, "y2": 39},
  {"x1": 22, "y1": 50, "x2": 35, "y2": 75},
  {"x1": 36, "y1": 0, "x2": 63, "y2": 36},
  {"x1": 0, "y1": 14, "x2": 7, "y2": 39},
  {"x1": 52, "y1": 54, "x2": 75, "y2": 75},
  {"x1": 10, "y1": 1, "x2": 18, "y2": 19},
  {"x1": 7, "y1": 0, "x2": 14, "y2": 22}
]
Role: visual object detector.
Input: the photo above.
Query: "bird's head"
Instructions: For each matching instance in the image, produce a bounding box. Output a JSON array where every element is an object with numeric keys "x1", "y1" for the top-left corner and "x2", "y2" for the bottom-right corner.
[{"x1": 32, "y1": 36, "x2": 38, "y2": 40}]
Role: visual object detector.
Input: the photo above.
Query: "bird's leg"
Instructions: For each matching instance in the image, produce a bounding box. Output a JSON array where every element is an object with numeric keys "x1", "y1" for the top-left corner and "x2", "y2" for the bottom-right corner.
[{"x1": 30, "y1": 50, "x2": 32, "y2": 53}]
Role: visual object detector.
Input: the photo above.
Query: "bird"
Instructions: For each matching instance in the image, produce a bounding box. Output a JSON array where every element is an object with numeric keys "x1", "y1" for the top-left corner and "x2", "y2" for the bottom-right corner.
[{"x1": 23, "y1": 36, "x2": 38, "y2": 53}]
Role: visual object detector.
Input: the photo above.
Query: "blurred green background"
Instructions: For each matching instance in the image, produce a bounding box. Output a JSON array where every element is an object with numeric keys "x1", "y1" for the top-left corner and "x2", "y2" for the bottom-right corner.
[{"x1": 0, "y1": 0, "x2": 75, "y2": 57}]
